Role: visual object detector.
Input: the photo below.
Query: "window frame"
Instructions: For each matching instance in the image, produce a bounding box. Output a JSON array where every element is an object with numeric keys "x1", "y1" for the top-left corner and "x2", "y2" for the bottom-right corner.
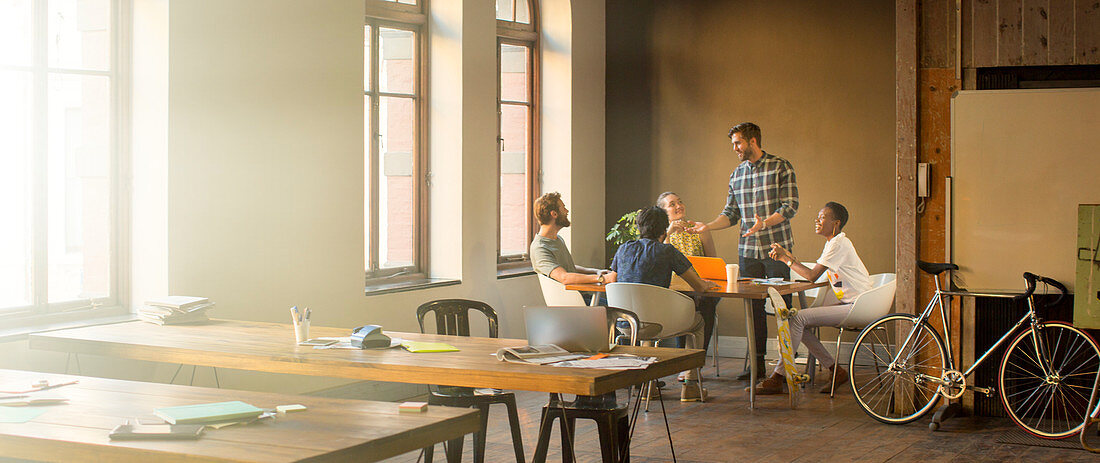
[
  {"x1": 364, "y1": 1, "x2": 430, "y2": 284},
  {"x1": 496, "y1": 0, "x2": 540, "y2": 271},
  {"x1": 0, "y1": 0, "x2": 131, "y2": 331}
]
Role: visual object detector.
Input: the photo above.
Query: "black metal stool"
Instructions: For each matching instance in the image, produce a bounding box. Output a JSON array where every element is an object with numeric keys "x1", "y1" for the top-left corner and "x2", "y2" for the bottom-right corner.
[
  {"x1": 417, "y1": 299, "x2": 525, "y2": 463},
  {"x1": 532, "y1": 394, "x2": 630, "y2": 463}
]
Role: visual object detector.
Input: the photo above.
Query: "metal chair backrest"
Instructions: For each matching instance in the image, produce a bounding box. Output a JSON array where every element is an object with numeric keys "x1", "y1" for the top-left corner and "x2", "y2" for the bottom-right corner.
[
  {"x1": 839, "y1": 276, "x2": 897, "y2": 329},
  {"x1": 605, "y1": 282, "x2": 695, "y2": 338},
  {"x1": 416, "y1": 299, "x2": 499, "y2": 338},
  {"x1": 605, "y1": 306, "x2": 640, "y2": 347},
  {"x1": 537, "y1": 273, "x2": 587, "y2": 306}
]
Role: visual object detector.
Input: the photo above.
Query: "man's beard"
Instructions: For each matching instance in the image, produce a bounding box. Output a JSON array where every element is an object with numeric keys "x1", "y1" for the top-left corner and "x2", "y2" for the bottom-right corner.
[{"x1": 556, "y1": 215, "x2": 571, "y2": 228}]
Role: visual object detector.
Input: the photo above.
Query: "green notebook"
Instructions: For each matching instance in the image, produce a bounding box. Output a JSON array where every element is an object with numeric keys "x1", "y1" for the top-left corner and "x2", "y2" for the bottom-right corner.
[
  {"x1": 400, "y1": 341, "x2": 459, "y2": 353},
  {"x1": 153, "y1": 401, "x2": 263, "y2": 424}
]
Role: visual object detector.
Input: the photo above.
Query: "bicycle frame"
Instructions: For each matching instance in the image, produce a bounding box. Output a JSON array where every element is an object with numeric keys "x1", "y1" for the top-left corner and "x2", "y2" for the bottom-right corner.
[{"x1": 892, "y1": 272, "x2": 1052, "y2": 385}]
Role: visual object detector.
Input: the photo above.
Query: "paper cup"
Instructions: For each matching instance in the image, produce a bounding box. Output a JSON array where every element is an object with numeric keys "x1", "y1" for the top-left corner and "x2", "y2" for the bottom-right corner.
[
  {"x1": 725, "y1": 263, "x2": 740, "y2": 282},
  {"x1": 294, "y1": 320, "x2": 310, "y2": 344}
]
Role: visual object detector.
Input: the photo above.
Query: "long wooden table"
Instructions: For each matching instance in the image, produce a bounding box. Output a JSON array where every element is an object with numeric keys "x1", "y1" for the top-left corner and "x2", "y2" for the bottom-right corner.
[
  {"x1": 0, "y1": 369, "x2": 478, "y2": 462},
  {"x1": 566, "y1": 278, "x2": 826, "y2": 407},
  {"x1": 28, "y1": 319, "x2": 704, "y2": 397}
]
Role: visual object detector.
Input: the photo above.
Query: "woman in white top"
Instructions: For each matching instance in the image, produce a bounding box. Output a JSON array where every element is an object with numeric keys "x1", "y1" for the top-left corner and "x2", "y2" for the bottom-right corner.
[{"x1": 750, "y1": 202, "x2": 871, "y2": 395}]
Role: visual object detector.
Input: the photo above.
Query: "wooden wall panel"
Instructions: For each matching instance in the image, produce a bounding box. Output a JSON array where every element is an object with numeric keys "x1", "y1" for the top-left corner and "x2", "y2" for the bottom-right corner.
[
  {"x1": 1048, "y1": 0, "x2": 1076, "y2": 64},
  {"x1": 1078, "y1": 0, "x2": 1100, "y2": 63},
  {"x1": 998, "y1": 0, "x2": 1024, "y2": 65},
  {"x1": 972, "y1": 0, "x2": 999, "y2": 66},
  {"x1": 1022, "y1": 0, "x2": 1049, "y2": 65},
  {"x1": 963, "y1": 0, "x2": 975, "y2": 67},
  {"x1": 917, "y1": 68, "x2": 962, "y2": 360},
  {"x1": 898, "y1": 0, "x2": 919, "y2": 316},
  {"x1": 922, "y1": 0, "x2": 955, "y2": 67}
]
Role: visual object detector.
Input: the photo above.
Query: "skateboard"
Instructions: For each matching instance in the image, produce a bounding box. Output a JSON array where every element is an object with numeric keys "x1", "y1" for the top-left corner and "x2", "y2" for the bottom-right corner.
[{"x1": 768, "y1": 287, "x2": 810, "y2": 408}]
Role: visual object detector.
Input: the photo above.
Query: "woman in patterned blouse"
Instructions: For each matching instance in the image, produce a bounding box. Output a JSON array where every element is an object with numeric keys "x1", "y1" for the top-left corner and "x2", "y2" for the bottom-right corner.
[
  {"x1": 658, "y1": 192, "x2": 716, "y2": 258},
  {"x1": 656, "y1": 192, "x2": 720, "y2": 375}
]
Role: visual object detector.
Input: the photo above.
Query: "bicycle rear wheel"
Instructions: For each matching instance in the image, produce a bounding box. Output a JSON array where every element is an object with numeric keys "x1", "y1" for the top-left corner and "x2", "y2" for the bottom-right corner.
[
  {"x1": 850, "y1": 314, "x2": 947, "y2": 424},
  {"x1": 999, "y1": 322, "x2": 1100, "y2": 439}
]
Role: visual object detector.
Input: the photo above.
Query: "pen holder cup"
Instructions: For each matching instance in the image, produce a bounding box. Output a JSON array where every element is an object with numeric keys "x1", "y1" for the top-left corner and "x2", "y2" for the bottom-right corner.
[{"x1": 294, "y1": 320, "x2": 310, "y2": 344}]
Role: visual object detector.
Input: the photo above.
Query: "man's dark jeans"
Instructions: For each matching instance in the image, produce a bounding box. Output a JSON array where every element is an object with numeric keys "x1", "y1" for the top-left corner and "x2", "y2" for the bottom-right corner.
[
  {"x1": 740, "y1": 256, "x2": 791, "y2": 360},
  {"x1": 581, "y1": 293, "x2": 608, "y2": 307}
]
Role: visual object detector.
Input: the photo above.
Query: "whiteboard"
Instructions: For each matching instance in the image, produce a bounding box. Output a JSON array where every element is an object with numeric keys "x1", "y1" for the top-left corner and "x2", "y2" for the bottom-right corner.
[{"x1": 951, "y1": 88, "x2": 1100, "y2": 293}]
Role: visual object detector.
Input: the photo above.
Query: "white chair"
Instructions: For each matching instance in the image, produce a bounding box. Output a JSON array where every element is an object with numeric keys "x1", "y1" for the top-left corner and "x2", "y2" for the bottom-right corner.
[
  {"x1": 826, "y1": 273, "x2": 896, "y2": 397},
  {"x1": 537, "y1": 273, "x2": 586, "y2": 306},
  {"x1": 606, "y1": 282, "x2": 705, "y2": 407}
]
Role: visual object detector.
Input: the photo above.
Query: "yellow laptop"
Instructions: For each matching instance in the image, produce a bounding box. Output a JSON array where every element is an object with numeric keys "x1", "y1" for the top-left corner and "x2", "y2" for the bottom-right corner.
[{"x1": 686, "y1": 256, "x2": 728, "y2": 280}]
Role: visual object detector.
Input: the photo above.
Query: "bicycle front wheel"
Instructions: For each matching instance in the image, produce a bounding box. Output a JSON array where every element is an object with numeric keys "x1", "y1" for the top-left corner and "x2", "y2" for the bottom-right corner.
[
  {"x1": 850, "y1": 314, "x2": 947, "y2": 424},
  {"x1": 999, "y1": 322, "x2": 1100, "y2": 439}
]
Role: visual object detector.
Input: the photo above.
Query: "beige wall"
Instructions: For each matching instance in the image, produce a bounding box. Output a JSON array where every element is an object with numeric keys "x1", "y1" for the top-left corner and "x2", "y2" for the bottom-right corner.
[
  {"x1": 606, "y1": 0, "x2": 895, "y2": 341},
  {"x1": 1, "y1": 0, "x2": 609, "y2": 395}
]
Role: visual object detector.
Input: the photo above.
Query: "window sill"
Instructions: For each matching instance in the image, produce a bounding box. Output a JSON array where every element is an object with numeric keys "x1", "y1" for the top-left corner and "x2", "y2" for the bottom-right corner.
[
  {"x1": 497, "y1": 263, "x2": 535, "y2": 279},
  {"x1": 0, "y1": 312, "x2": 137, "y2": 343},
  {"x1": 365, "y1": 278, "x2": 461, "y2": 296}
]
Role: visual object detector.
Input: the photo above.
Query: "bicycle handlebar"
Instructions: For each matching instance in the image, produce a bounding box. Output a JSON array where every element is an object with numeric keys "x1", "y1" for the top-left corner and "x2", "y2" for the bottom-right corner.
[{"x1": 1014, "y1": 272, "x2": 1068, "y2": 307}]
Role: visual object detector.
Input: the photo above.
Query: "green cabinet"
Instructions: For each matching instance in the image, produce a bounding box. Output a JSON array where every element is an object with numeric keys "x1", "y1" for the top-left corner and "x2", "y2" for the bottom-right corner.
[{"x1": 1076, "y1": 204, "x2": 1100, "y2": 329}]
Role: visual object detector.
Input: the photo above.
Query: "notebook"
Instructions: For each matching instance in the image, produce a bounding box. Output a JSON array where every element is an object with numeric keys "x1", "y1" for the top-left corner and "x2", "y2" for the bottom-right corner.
[
  {"x1": 524, "y1": 306, "x2": 610, "y2": 353},
  {"x1": 686, "y1": 256, "x2": 728, "y2": 280},
  {"x1": 153, "y1": 401, "x2": 263, "y2": 424}
]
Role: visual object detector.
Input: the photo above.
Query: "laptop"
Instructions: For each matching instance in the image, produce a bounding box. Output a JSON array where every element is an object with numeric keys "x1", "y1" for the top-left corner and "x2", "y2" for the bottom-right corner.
[
  {"x1": 686, "y1": 255, "x2": 728, "y2": 280},
  {"x1": 524, "y1": 306, "x2": 611, "y2": 353}
]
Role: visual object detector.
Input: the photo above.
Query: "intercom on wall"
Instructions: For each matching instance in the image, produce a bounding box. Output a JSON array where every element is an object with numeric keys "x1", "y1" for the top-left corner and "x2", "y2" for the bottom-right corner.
[{"x1": 917, "y1": 162, "x2": 930, "y2": 198}]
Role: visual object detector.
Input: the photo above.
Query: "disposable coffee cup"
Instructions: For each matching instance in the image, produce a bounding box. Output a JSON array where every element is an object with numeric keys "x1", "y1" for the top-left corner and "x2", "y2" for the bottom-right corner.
[
  {"x1": 294, "y1": 320, "x2": 310, "y2": 344},
  {"x1": 725, "y1": 263, "x2": 740, "y2": 282}
]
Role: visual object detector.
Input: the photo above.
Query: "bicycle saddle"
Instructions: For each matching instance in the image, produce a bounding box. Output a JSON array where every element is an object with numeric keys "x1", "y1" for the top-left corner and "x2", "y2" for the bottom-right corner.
[{"x1": 917, "y1": 261, "x2": 958, "y2": 275}]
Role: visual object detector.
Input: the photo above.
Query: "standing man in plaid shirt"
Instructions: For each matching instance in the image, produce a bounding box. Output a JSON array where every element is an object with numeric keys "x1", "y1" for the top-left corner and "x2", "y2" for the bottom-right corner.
[{"x1": 689, "y1": 122, "x2": 799, "y2": 380}]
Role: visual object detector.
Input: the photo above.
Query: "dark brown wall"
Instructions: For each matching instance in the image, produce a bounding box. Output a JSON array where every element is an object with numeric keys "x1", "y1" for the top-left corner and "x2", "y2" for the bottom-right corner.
[{"x1": 606, "y1": 0, "x2": 896, "y2": 337}]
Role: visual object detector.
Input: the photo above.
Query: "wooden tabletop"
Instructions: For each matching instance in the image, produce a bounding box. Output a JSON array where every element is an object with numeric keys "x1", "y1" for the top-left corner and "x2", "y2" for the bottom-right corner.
[
  {"x1": 566, "y1": 279, "x2": 827, "y2": 299},
  {"x1": 0, "y1": 369, "x2": 478, "y2": 463},
  {"x1": 29, "y1": 320, "x2": 704, "y2": 396}
]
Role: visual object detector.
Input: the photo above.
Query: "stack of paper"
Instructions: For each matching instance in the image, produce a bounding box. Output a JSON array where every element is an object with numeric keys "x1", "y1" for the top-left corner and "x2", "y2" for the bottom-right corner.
[
  {"x1": 153, "y1": 401, "x2": 263, "y2": 424},
  {"x1": 138, "y1": 296, "x2": 215, "y2": 325},
  {"x1": 551, "y1": 355, "x2": 657, "y2": 370}
]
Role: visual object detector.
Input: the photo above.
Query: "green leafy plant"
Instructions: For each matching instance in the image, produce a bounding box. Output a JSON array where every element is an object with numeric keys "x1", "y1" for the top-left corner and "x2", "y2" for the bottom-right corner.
[{"x1": 605, "y1": 209, "x2": 641, "y2": 258}]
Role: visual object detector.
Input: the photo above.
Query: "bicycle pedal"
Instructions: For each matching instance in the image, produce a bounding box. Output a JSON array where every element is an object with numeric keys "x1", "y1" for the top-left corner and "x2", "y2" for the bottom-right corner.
[{"x1": 970, "y1": 386, "x2": 994, "y2": 397}]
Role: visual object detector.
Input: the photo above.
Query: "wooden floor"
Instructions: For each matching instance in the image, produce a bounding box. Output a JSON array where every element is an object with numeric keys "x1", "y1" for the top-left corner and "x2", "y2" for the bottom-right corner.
[{"x1": 381, "y1": 356, "x2": 1096, "y2": 462}]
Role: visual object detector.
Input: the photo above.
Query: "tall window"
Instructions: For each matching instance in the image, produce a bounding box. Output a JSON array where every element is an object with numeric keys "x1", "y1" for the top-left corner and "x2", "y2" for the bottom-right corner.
[
  {"x1": 496, "y1": 0, "x2": 539, "y2": 269},
  {"x1": 0, "y1": 0, "x2": 124, "y2": 318},
  {"x1": 365, "y1": 0, "x2": 426, "y2": 281}
]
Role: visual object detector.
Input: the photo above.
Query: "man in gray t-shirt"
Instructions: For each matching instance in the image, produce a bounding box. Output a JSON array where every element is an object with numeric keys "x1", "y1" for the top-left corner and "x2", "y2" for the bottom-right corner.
[{"x1": 530, "y1": 192, "x2": 616, "y2": 286}]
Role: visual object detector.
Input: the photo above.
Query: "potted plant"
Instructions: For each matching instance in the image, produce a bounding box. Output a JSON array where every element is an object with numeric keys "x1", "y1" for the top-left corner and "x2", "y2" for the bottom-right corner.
[{"x1": 605, "y1": 209, "x2": 641, "y2": 260}]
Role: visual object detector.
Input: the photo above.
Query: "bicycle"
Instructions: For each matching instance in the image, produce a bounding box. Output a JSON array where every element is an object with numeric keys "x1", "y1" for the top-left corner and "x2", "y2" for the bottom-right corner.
[{"x1": 848, "y1": 261, "x2": 1100, "y2": 439}]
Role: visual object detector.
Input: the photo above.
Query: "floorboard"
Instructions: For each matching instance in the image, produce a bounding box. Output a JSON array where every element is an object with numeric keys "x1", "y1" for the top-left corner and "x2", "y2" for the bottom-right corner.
[{"x1": 380, "y1": 357, "x2": 1094, "y2": 462}]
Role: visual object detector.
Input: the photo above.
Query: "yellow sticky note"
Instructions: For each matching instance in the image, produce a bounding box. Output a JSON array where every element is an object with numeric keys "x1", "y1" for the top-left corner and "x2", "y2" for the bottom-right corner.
[
  {"x1": 399, "y1": 401, "x2": 428, "y2": 413},
  {"x1": 400, "y1": 341, "x2": 459, "y2": 353},
  {"x1": 276, "y1": 404, "x2": 307, "y2": 414}
]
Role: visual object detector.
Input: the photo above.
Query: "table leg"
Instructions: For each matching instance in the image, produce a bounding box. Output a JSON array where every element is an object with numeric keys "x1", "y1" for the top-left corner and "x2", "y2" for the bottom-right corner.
[
  {"x1": 445, "y1": 435, "x2": 465, "y2": 463},
  {"x1": 744, "y1": 299, "x2": 756, "y2": 409},
  {"x1": 796, "y1": 291, "x2": 816, "y2": 386},
  {"x1": 589, "y1": 292, "x2": 600, "y2": 307}
]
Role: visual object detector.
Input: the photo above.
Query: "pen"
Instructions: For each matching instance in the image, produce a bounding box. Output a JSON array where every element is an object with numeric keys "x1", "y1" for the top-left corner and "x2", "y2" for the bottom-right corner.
[
  {"x1": 291, "y1": 306, "x2": 299, "y2": 324},
  {"x1": 36, "y1": 380, "x2": 78, "y2": 391},
  {"x1": 305, "y1": 308, "x2": 311, "y2": 321}
]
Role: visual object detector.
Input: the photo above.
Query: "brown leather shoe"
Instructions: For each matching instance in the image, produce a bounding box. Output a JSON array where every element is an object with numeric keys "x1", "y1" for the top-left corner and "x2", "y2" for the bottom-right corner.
[
  {"x1": 744, "y1": 373, "x2": 787, "y2": 395},
  {"x1": 680, "y1": 383, "x2": 708, "y2": 402},
  {"x1": 820, "y1": 365, "x2": 849, "y2": 394}
]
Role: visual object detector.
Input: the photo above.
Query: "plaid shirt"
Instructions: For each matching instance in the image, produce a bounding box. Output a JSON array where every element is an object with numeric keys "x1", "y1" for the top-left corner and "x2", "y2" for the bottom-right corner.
[{"x1": 721, "y1": 151, "x2": 799, "y2": 259}]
